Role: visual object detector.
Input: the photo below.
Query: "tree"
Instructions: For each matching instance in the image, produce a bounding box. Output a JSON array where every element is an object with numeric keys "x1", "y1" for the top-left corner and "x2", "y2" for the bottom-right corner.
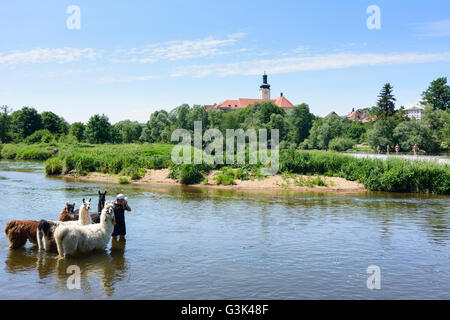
[
  {"x1": 307, "y1": 114, "x2": 347, "y2": 150},
  {"x1": 10, "y1": 106, "x2": 42, "y2": 139},
  {"x1": 188, "y1": 105, "x2": 209, "y2": 132},
  {"x1": 146, "y1": 110, "x2": 170, "y2": 142},
  {"x1": 85, "y1": 114, "x2": 112, "y2": 144},
  {"x1": 172, "y1": 104, "x2": 191, "y2": 130},
  {"x1": 139, "y1": 126, "x2": 152, "y2": 143},
  {"x1": 421, "y1": 77, "x2": 450, "y2": 110},
  {"x1": 0, "y1": 105, "x2": 12, "y2": 143},
  {"x1": 41, "y1": 111, "x2": 69, "y2": 135},
  {"x1": 114, "y1": 120, "x2": 143, "y2": 143},
  {"x1": 267, "y1": 113, "x2": 289, "y2": 142},
  {"x1": 346, "y1": 121, "x2": 366, "y2": 141},
  {"x1": 377, "y1": 83, "x2": 396, "y2": 117},
  {"x1": 393, "y1": 119, "x2": 441, "y2": 153},
  {"x1": 69, "y1": 122, "x2": 86, "y2": 142},
  {"x1": 288, "y1": 103, "x2": 314, "y2": 145},
  {"x1": 366, "y1": 118, "x2": 396, "y2": 149}
]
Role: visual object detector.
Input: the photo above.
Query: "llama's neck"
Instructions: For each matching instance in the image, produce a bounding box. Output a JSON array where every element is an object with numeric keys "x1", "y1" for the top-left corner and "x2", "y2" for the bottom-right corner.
[
  {"x1": 100, "y1": 210, "x2": 115, "y2": 234},
  {"x1": 98, "y1": 200, "x2": 105, "y2": 213},
  {"x1": 78, "y1": 206, "x2": 91, "y2": 225},
  {"x1": 58, "y1": 208, "x2": 72, "y2": 221}
]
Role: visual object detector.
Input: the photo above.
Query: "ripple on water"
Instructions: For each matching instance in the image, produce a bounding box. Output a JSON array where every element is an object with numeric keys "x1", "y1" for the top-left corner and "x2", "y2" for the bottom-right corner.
[{"x1": 0, "y1": 160, "x2": 449, "y2": 299}]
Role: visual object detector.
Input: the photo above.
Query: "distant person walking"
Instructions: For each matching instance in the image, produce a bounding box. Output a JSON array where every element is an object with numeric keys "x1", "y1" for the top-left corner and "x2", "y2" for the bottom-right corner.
[
  {"x1": 412, "y1": 144, "x2": 419, "y2": 156},
  {"x1": 395, "y1": 144, "x2": 400, "y2": 155},
  {"x1": 386, "y1": 144, "x2": 390, "y2": 155},
  {"x1": 377, "y1": 145, "x2": 381, "y2": 154},
  {"x1": 112, "y1": 194, "x2": 131, "y2": 241}
]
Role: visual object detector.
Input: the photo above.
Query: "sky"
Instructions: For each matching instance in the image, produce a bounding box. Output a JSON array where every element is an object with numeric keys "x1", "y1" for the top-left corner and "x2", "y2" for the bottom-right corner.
[{"x1": 1, "y1": 0, "x2": 450, "y2": 124}]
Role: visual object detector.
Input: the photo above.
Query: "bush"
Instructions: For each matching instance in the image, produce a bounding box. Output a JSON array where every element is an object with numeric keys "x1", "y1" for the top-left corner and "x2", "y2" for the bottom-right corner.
[
  {"x1": 24, "y1": 129, "x2": 54, "y2": 144},
  {"x1": 119, "y1": 177, "x2": 131, "y2": 184},
  {"x1": 328, "y1": 137, "x2": 355, "y2": 152},
  {"x1": 122, "y1": 166, "x2": 146, "y2": 180},
  {"x1": 1, "y1": 144, "x2": 19, "y2": 159},
  {"x1": 45, "y1": 157, "x2": 63, "y2": 175},
  {"x1": 179, "y1": 164, "x2": 204, "y2": 185}
]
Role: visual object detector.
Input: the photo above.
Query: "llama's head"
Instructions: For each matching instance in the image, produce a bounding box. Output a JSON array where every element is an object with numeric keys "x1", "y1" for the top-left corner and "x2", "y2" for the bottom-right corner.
[
  {"x1": 65, "y1": 201, "x2": 76, "y2": 213},
  {"x1": 102, "y1": 202, "x2": 115, "y2": 225},
  {"x1": 81, "y1": 198, "x2": 92, "y2": 211},
  {"x1": 98, "y1": 191, "x2": 107, "y2": 203}
]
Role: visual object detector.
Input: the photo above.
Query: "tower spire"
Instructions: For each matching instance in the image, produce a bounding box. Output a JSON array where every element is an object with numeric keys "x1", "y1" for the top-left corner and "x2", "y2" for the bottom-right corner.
[{"x1": 260, "y1": 72, "x2": 271, "y2": 100}]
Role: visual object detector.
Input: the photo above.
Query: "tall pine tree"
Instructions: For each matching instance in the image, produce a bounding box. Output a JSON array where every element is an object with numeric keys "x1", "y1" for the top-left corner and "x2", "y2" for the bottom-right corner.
[{"x1": 377, "y1": 83, "x2": 396, "y2": 117}]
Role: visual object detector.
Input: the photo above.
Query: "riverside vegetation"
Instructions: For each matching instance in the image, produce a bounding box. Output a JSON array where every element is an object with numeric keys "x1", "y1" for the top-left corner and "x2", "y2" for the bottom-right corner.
[{"x1": 0, "y1": 142, "x2": 448, "y2": 194}]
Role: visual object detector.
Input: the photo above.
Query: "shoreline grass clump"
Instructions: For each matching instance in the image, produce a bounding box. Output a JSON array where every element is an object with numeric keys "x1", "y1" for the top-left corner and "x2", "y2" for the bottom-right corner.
[
  {"x1": 118, "y1": 177, "x2": 131, "y2": 184},
  {"x1": 279, "y1": 150, "x2": 450, "y2": 194},
  {"x1": 44, "y1": 157, "x2": 63, "y2": 175}
]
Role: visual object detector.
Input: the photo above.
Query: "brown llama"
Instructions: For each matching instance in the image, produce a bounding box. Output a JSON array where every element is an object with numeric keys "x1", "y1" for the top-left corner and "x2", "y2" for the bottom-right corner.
[
  {"x1": 4, "y1": 220, "x2": 39, "y2": 249},
  {"x1": 58, "y1": 201, "x2": 77, "y2": 222}
]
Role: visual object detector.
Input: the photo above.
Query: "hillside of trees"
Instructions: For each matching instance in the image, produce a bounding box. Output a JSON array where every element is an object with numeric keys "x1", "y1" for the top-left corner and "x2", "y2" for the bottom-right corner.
[{"x1": 1, "y1": 77, "x2": 449, "y2": 153}]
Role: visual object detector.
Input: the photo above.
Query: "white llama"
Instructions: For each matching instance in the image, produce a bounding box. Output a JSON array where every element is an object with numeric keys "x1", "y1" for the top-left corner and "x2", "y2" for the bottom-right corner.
[
  {"x1": 54, "y1": 202, "x2": 115, "y2": 258},
  {"x1": 37, "y1": 198, "x2": 93, "y2": 251}
]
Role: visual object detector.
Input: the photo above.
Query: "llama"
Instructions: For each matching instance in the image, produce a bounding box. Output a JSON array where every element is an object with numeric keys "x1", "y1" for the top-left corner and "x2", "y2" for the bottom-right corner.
[
  {"x1": 72, "y1": 191, "x2": 106, "y2": 223},
  {"x1": 4, "y1": 220, "x2": 39, "y2": 249},
  {"x1": 37, "y1": 198, "x2": 92, "y2": 251},
  {"x1": 57, "y1": 201, "x2": 77, "y2": 222},
  {"x1": 55, "y1": 202, "x2": 115, "y2": 258}
]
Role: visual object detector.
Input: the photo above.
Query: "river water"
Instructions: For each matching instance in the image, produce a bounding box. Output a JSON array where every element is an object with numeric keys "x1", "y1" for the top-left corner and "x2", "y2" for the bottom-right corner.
[{"x1": 0, "y1": 160, "x2": 449, "y2": 299}]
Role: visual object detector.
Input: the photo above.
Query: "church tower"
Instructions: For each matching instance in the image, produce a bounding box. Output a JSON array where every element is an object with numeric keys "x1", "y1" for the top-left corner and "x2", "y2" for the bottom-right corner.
[{"x1": 259, "y1": 72, "x2": 271, "y2": 100}]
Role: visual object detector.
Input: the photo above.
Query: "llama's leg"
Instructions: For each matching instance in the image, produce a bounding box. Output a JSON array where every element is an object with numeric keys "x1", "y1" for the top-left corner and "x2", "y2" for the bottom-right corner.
[
  {"x1": 37, "y1": 230, "x2": 42, "y2": 250},
  {"x1": 43, "y1": 235, "x2": 50, "y2": 251},
  {"x1": 62, "y1": 234, "x2": 78, "y2": 258},
  {"x1": 8, "y1": 231, "x2": 27, "y2": 249},
  {"x1": 55, "y1": 232, "x2": 64, "y2": 258}
]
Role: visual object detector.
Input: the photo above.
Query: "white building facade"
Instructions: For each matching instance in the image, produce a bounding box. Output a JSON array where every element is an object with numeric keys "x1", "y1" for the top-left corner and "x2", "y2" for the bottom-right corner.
[{"x1": 404, "y1": 105, "x2": 424, "y2": 120}]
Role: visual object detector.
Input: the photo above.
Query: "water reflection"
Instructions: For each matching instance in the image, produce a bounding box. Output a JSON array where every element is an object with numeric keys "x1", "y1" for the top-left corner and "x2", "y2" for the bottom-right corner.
[{"x1": 4, "y1": 244, "x2": 128, "y2": 297}]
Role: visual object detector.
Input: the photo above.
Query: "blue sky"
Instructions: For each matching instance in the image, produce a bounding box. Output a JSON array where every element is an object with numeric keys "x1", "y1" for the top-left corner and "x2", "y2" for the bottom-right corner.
[{"x1": 1, "y1": 0, "x2": 450, "y2": 123}]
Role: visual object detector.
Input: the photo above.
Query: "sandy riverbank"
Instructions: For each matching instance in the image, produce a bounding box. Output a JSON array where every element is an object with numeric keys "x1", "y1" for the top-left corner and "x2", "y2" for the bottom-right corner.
[{"x1": 57, "y1": 169, "x2": 366, "y2": 193}]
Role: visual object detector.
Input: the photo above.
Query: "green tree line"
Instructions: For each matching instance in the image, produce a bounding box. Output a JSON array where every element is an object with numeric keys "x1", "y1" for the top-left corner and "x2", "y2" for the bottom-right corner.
[{"x1": 1, "y1": 77, "x2": 449, "y2": 153}]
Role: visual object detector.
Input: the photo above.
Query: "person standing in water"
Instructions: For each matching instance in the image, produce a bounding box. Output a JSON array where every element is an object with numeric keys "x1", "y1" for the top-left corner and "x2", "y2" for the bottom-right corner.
[
  {"x1": 112, "y1": 194, "x2": 131, "y2": 241},
  {"x1": 412, "y1": 144, "x2": 419, "y2": 156},
  {"x1": 386, "y1": 144, "x2": 390, "y2": 155},
  {"x1": 377, "y1": 145, "x2": 381, "y2": 154},
  {"x1": 395, "y1": 144, "x2": 400, "y2": 155}
]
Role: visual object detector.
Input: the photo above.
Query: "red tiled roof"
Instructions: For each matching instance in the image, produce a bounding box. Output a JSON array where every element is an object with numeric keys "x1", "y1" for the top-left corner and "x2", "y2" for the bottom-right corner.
[{"x1": 208, "y1": 96, "x2": 294, "y2": 110}]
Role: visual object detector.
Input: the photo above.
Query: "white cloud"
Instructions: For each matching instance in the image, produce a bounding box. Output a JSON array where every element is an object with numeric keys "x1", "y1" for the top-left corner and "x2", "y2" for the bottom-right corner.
[
  {"x1": 111, "y1": 33, "x2": 246, "y2": 63},
  {"x1": 0, "y1": 47, "x2": 98, "y2": 65},
  {"x1": 97, "y1": 75, "x2": 154, "y2": 83},
  {"x1": 413, "y1": 19, "x2": 450, "y2": 38},
  {"x1": 171, "y1": 51, "x2": 450, "y2": 77}
]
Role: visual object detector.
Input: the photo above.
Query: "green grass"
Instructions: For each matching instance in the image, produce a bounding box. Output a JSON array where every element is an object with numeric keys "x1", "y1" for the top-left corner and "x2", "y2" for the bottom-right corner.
[
  {"x1": 118, "y1": 177, "x2": 131, "y2": 185},
  {"x1": 280, "y1": 150, "x2": 449, "y2": 194},
  {"x1": 1, "y1": 144, "x2": 53, "y2": 160}
]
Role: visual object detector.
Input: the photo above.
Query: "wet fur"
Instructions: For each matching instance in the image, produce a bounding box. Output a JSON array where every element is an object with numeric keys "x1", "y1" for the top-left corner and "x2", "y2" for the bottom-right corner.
[
  {"x1": 55, "y1": 202, "x2": 115, "y2": 258},
  {"x1": 4, "y1": 220, "x2": 39, "y2": 249}
]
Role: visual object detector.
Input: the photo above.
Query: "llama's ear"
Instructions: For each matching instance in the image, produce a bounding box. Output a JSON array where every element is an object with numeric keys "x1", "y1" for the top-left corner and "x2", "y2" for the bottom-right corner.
[
  {"x1": 89, "y1": 198, "x2": 92, "y2": 203},
  {"x1": 82, "y1": 198, "x2": 85, "y2": 203},
  {"x1": 98, "y1": 191, "x2": 101, "y2": 195},
  {"x1": 104, "y1": 191, "x2": 107, "y2": 195}
]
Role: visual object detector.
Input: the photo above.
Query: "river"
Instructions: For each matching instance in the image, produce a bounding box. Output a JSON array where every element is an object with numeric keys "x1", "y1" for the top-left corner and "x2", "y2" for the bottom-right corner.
[{"x1": 0, "y1": 160, "x2": 449, "y2": 299}]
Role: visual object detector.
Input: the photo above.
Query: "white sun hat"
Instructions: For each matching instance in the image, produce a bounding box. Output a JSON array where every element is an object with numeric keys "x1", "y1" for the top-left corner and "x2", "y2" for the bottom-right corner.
[{"x1": 116, "y1": 194, "x2": 125, "y2": 200}]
